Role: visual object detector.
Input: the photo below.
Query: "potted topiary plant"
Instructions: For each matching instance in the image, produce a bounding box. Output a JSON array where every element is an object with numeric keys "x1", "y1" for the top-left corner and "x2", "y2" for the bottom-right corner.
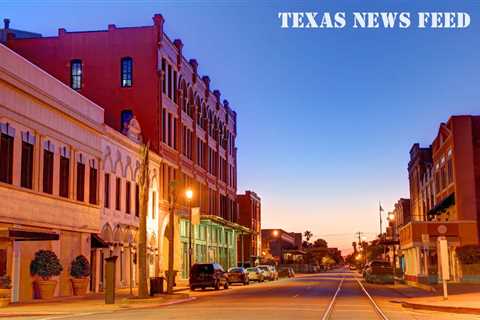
[
  {"x1": 30, "y1": 250, "x2": 63, "y2": 299},
  {"x1": 70, "y1": 255, "x2": 90, "y2": 296},
  {"x1": 0, "y1": 275, "x2": 11, "y2": 307}
]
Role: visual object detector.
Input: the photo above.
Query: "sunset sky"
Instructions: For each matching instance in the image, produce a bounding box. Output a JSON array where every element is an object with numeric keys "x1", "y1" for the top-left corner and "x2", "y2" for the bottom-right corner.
[{"x1": 3, "y1": 0, "x2": 480, "y2": 253}]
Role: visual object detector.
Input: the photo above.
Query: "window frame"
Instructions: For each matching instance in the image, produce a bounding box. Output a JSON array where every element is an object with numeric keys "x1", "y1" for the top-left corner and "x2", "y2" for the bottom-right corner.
[
  {"x1": 70, "y1": 59, "x2": 82, "y2": 90},
  {"x1": 120, "y1": 57, "x2": 133, "y2": 88}
]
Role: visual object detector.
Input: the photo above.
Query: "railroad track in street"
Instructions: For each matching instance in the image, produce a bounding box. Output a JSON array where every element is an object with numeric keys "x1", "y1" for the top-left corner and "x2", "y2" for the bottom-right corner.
[{"x1": 321, "y1": 273, "x2": 390, "y2": 320}]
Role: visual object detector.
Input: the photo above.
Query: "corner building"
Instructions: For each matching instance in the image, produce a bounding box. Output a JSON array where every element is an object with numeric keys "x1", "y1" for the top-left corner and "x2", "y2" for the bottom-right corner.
[
  {"x1": 400, "y1": 116, "x2": 480, "y2": 284},
  {"x1": 7, "y1": 14, "x2": 241, "y2": 279}
]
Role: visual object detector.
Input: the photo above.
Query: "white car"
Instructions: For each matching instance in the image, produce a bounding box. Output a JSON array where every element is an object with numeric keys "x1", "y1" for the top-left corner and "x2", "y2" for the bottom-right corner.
[
  {"x1": 257, "y1": 265, "x2": 273, "y2": 280},
  {"x1": 246, "y1": 267, "x2": 264, "y2": 282}
]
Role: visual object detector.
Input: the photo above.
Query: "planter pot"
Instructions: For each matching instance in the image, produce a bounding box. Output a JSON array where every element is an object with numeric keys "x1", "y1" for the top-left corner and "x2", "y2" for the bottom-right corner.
[
  {"x1": 0, "y1": 289, "x2": 10, "y2": 307},
  {"x1": 71, "y1": 278, "x2": 89, "y2": 296},
  {"x1": 37, "y1": 280, "x2": 57, "y2": 299}
]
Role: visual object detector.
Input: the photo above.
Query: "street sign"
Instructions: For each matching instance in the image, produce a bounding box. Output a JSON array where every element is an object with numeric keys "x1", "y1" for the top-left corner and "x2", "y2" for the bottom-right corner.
[{"x1": 438, "y1": 237, "x2": 449, "y2": 300}]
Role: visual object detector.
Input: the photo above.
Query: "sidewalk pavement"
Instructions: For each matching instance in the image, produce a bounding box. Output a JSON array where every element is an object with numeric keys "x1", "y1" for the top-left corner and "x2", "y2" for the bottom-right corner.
[
  {"x1": 395, "y1": 282, "x2": 480, "y2": 315},
  {"x1": 0, "y1": 288, "x2": 193, "y2": 318}
]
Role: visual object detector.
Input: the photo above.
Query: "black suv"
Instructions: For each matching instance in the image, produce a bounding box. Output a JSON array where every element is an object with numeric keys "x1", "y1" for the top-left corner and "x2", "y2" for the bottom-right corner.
[{"x1": 190, "y1": 263, "x2": 229, "y2": 291}]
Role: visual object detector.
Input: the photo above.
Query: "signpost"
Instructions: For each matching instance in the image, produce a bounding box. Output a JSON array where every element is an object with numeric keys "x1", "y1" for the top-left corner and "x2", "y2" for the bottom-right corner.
[{"x1": 438, "y1": 237, "x2": 449, "y2": 300}]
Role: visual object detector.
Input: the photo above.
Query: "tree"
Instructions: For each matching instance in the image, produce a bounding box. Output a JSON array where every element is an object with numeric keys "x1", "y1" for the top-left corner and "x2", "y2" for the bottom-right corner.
[
  {"x1": 352, "y1": 241, "x2": 357, "y2": 253},
  {"x1": 312, "y1": 238, "x2": 328, "y2": 248},
  {"x1": 166, "y1": 179, "x2": 179, "y2": 294},
  {"x1": 304, "y1": 230, "x2": 313, "y2": 242},
  {"x1": 137, "y1": 143, "x2": 150, "y2": 298}
]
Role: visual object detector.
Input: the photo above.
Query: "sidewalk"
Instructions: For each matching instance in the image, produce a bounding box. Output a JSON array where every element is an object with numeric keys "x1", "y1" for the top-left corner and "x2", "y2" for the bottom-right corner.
[
  {"x1": 397, "y1": 282, "x2": 480, "y2": 315},
  {"x1": 0, "y1": 288, "x2": 194, "y2": 318}
]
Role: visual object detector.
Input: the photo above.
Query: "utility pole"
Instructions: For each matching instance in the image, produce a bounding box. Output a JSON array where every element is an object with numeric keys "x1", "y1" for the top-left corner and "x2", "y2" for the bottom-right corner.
[{"x1": 379, "y1": 202, "x2": 384, "y2": 236}]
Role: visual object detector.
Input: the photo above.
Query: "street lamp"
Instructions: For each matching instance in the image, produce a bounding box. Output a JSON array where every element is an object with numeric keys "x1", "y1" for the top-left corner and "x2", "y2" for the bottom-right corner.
[
  {"x1": 186, "y1": 189, "x2": 193, "y2": 276},
  {"x1": 388, "y1": 213, "x2": 395, "y2": 221},
  {"x1": 272, "y1": 230, "x2": 279, "y2": 237},
  {"x1": 387, "y1": 212, "x2": 397, "y2": 282}
]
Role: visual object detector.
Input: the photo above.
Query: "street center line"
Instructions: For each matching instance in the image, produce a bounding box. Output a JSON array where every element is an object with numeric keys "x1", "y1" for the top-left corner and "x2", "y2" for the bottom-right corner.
[{"x1": 320, "y1": 276, "x2": 344, "y2": 320}]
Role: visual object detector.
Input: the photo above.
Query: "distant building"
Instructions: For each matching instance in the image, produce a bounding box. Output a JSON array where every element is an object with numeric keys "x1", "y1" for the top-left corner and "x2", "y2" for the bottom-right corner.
[
  {"x1": 400, "y1": 116, "x2": 480, "y2": 284},
  {"x1": 261, "y1": 229, "x2": 299, "y2": 263},
  {"x1": 237, "y1": 191, "x2": 261, "y2": 266}
]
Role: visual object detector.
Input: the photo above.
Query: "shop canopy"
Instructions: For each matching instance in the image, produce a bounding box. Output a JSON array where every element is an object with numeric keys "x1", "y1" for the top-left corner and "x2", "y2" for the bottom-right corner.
[
  {"x1": 427, "y1": 193, "x2": 455, "y2": 220},
  {"x1": 0, "y1": 227, "x2": 59, "y2": 241}
]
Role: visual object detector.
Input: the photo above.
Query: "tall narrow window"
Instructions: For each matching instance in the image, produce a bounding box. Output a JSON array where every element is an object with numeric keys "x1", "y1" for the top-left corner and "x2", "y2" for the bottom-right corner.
[
  {"x1": 89, "y1": 166, "x2": 98, "y2": 205},
  {"x1": 152, "y1": 191, "x2": 156, "y2": 219},
  {"x1": 173, "y1": 70, "x2": 177, "y2": 103},
  {"x1": 76, "y1": 162, "x2": 85, "y2": 201},
  {"x1": 121, "y1": 57, "x2": 133, "y2": 87},
  {"x1": 162, "y1": 109, "x2": 167, "y2": 143},
  {"x1": 115, "y1": 177, "x2": 121, "y2": 211},
  {"x1": 162, "y1": 58, "x2": 166, "y2": 94},
  {"x1": 173, "y1": 118, "x2": 178, "y2": 150},
  {"x1": 70, "y1": 59, "x2": 82, "y2": 90},
  {"x1": 135, "y1": 183, "x2": 139, "y2": 217},
  {"x1": 21, "y1": 141, "x2": 34, "y2": 189},
  {"x1": 0, "y1": 133, "x2": 14, "y2": 184},
  {"x1": 447, "y1": 159, "x2": 453, "y2": 184},
  {"x1": 125, "y1": 181, "x2": 131, "y2": 214},
  {"x1": 167, "y1": 64, "x2": 172, "y2": 99},
  {"x1": 43, "y1": 149, "x2": 54, "y2": 194},
  {"x1": 59, "y1": 156, "x2": 69, "y2": 198},
  {"x1": 104, "y1": 173, "x2": 110, "y2": 208},
  {"x1": 167, "y1": 113, "x2": 172, "y2": 147}
]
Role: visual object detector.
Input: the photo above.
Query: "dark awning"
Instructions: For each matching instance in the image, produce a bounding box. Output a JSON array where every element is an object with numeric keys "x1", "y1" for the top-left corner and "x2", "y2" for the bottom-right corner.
[
  {"x1": 0, "y1": 227, "x2": 59, "y2": 241},
  {"x1": 428, "y1": 193, "x2": 455, "y2": 219},
  {"x1": 91, "y1": 233, "x2": 109, "y2": 248}
]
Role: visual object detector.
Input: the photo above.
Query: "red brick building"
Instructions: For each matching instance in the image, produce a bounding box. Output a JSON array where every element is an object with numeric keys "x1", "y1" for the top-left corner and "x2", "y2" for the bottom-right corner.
[
  {"x1": 400, "y1": 116, "x2": 480, "y2": 284},
  {"x1": 237, "y1": 191, "x2": 261, "y2": 266},
  {"x1": 6, "y1": 14, "x2": 242, "y2": 278}
]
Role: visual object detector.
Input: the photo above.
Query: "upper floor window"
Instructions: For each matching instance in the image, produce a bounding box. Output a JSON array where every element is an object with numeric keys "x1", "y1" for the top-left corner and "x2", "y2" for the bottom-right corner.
[
  {"x1": 0, "y1": 129, "x2": 14, "y2": 184},
  {"x1": 21, "y1": 133, "x2": 35, "y2": 189},
  {"x1": 70, "y1": 59, "x2": 82, "y2": 90},
  {"x1": 115, "y1": 177, "x2": 121, "y2": 211},
  {"x1": 76, "y1": 162, "x2": 85, "y2": 201},
  {"x1": 104, "y1": 173, "x2": 110, "y2": 208},
  {"x1": 125, "y1": 181, "x2": 131, "y2": 214},
  {"x1": 121, "y1": 57, "x2": 133, "y2": 87},
  {"x1": 59, "y1": 153, "x2": 70, "y2": 198},
  {"x1": 43, "y1": 148, "x2": 54, "y2": 194},
  {"x1": 89, "y1": 163, "x2": 98, "y2": 205}
]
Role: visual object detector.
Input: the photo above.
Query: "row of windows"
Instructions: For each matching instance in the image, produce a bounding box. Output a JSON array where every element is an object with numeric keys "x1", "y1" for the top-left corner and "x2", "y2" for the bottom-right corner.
[
  {"x1": 434, "y1": 158, "x2": 453, "y2": 194},
  {"x1": 162, "y1": 109, "x2": 178, "y2": 150},
  {"x1": 70, "y1": 57, "x2": 132, "y2": 90},
  {"x1": 0, "y1": 130, "x2": 98, "y2": 205}
]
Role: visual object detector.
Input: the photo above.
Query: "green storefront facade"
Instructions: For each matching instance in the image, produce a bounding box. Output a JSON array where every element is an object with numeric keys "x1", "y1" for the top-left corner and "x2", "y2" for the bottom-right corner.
[{"x1": 179, "y1": 216, "x2": 249, "y2": 279}]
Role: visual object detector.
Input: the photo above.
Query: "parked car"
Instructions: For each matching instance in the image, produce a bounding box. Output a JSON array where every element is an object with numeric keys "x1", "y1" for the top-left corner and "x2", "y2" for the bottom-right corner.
[
  {"x1": 278, "y1": 267, "x2": 295, "y2": 278},
  {"x1": 363, "y1": 260, "x2": 394, "y2": 284},
  {"x1": 189, "y1": 263, "x2": 229, "y2": 291},
  {"x1": 257, "y1": 265, "x2": 273, "y2": 280},
  {"x1": 227, "y1": 267, "x2": 249, "y2": 285},
  {"x1": 246, "y1": 267, "x2": 265, "y2": 282}
]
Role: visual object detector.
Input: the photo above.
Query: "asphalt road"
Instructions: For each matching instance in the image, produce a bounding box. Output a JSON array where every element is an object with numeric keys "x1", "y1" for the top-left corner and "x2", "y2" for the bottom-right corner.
[{"x1": 25, "y1": 269, "x2": 478, "y2": 320}]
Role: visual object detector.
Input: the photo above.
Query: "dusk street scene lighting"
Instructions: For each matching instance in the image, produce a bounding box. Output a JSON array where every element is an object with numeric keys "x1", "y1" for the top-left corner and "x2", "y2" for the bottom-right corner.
[{"x1": 0, "y1": 0, "x2": 479, "y2": 319}]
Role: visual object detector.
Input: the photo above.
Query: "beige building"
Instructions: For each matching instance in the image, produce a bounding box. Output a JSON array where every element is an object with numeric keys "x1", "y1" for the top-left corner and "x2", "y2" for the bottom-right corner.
[{"x1": 0, "y1": 43, "x2": 102, "y2": 301}]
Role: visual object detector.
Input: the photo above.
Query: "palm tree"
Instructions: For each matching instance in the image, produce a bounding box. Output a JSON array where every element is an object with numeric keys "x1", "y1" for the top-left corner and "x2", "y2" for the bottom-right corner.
[
  {"x1": 137, "y1": 143, "x2": 150, "y2": 298},
  {"x1": 304, "y1": 230, "x2": 313, "y2": 242}
]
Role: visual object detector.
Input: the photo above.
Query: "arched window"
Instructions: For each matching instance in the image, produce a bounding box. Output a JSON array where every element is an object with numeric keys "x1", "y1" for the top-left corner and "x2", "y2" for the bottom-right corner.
[{"x1": 121, "y1": 57, "x2": 133, "y2": 87}]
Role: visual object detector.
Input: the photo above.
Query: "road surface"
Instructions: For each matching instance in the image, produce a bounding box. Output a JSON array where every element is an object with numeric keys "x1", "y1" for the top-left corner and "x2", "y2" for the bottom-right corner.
[{"x1": 21, "y1": 269, "x2": 476, "y2": 320}]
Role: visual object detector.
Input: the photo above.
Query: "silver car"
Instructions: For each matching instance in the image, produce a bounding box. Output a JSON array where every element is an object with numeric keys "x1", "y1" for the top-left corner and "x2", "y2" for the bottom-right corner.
[
  {"x1": 257, "y1": 265, "x2": 273, "y2": 281},
  {"x1": 246, "y1": 267, "x2": 264, "y2": 282}
]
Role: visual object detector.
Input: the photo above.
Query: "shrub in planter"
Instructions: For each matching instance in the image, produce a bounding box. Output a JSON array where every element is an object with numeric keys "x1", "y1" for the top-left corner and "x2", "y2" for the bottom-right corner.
[
  {"x1": 70, "y1": 255, "x2": 90, "y2": 296},
  {"x1": 0, "y1": 276, "x2": 11, "y2": 307},
  {"x1": 30, "y1": 250, "x2": 63, "y2": 299}
]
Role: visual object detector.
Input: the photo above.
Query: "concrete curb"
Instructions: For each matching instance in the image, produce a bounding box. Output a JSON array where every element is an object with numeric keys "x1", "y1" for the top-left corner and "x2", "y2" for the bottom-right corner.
[
  {"x1": 401, "y1": 301, "x2": 480, "y2": 315},
  {"x1": 0, "y1": 296, "x2": 197, "y2": 318}
]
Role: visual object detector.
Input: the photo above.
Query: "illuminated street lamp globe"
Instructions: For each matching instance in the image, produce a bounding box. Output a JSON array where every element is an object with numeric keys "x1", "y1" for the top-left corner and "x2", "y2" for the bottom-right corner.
[
  {"x1": 185, "y1": 189, "x2": 193, "y2": 200},
  {"x1": 272, "y1": 230, "x2": 279, "y2": 237},
  {"x1": 388, "y1": 213, "x2": 395, "y2": 221}
]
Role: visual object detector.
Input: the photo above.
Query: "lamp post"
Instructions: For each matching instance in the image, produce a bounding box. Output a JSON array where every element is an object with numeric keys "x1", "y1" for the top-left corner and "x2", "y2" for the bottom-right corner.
[
  {"x1": 388, "y1": 212, "x2": 397, "y2": 282},
  {"x1": 186, "y1": 189, "x2": 193, "y2": 276}
]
